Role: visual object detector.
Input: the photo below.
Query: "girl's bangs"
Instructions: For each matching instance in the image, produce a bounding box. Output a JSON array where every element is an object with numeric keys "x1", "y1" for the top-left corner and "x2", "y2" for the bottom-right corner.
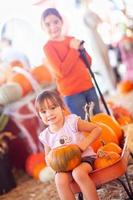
[{"x1": 39, "y1": 96, "x2": 60, "y2": 111}]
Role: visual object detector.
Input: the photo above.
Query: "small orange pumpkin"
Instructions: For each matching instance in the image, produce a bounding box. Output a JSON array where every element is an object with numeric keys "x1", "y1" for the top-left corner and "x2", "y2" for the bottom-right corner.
[
  {"x1": 94, "y1": 151, "x2": 120, "y2": 169},
  {"x1": 9, "y1": 60, "x2": 24, "y2": 68},
  {"x1": 31, "y1": 65, "x2": 53, "y2": 85},
  {"x1": 117, "y1": 80, "x2": 133, "y2": 93},
  {"x1": 25, "y1": 152, "x2": 45, "y2": 176},
  {"x1": 32, "y1": 162, "x2": 46, "y2": 179},
  {"x1": 97, "y1": 142, "x2": 122, "y2": 155},
  {"x1": 8, "y1": 73, "x2": 33, "y2": 96},
  {"x1": 47, "y1": 144, "x2": 81, "y2": 172}
]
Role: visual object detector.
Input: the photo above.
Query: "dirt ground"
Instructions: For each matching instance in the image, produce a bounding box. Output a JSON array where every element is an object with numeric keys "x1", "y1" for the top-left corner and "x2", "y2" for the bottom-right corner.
[{"x1": 0, "y1": 158, "x2": 132, "y2": 200}]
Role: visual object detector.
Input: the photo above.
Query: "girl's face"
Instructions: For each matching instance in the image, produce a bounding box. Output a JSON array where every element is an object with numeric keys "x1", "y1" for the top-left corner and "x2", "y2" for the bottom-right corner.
[
  {"x1": 43, "y1": 14, "x2": 63, "y2": 40},
  {"x1": 39, "y1": 99, "x2": 64, "y2": 128}
]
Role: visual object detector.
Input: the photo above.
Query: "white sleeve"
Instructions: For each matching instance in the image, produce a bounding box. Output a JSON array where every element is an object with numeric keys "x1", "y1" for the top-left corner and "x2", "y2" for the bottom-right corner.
[
  {"x1": 66, "y1": 114, "x2": 80, "y2": 133},
  {"x1": 38, "y1": 130, "x2": 48, "y2": 146}
]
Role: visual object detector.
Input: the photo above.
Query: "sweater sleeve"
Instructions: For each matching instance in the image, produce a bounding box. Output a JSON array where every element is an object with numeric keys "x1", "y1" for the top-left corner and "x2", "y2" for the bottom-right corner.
[{"x1": 44, "y1": 43, "x2": 80, "y2": 78}]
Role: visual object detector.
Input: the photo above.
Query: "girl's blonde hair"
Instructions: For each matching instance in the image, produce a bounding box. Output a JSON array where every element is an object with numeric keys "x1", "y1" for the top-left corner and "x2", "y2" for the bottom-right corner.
[{"x1": 35, "y1": 89, "x2": 64, "y2": 116}]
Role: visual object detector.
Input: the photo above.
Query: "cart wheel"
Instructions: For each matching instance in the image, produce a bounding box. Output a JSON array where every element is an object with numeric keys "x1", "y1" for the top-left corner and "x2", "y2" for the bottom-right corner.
[{"x1": 78, "y1": 192, "x2": 83, "y2": 200}]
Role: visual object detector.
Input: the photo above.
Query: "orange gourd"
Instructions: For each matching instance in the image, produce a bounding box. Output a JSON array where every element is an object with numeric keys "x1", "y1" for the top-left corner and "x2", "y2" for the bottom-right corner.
[
  {"x1": 90, "y1": 122, "x2": 119, "y2": 152},
  {"x1": 8, "y1": 73, "x2": 33, "y2": 96},
  {"x1": 90, "y1": 113, "x2": 123, "y2": 142},
  {"x1": 116, "y1": 116, "x2": 133, "y2": 126},
  {"x1": 47, "y1": 144, "x2": 81, "y2": 172},
  {"x1": 117, "y1": 80, "x2": 133, "y2": 93},
  {"x1": 94, "y1": 151, "x2": 120, "y2": 169},
  {"x1": 32, "y1": 162, "x2": 46, "y2": 179},
  {"x1": 25, "y1": 153, "x2": 45, "y2": 176},
  {"x1": 9, "y1": 60, "x2": 24, "y2": 68},
  {"x1": 97, "y1": 142, "x2": 122, "y2": 155},
  {"x1": 31, "y1": 65, "x2": 53, "y2": 85}
]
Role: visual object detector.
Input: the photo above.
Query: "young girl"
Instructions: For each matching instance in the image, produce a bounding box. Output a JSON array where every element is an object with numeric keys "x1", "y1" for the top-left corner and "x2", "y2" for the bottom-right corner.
[
  {"x1": 41, "y1": 7, "x2": 101, "y2": 119},
  {"x1": 35, "y1": 89, "x2": 101, "y2": 200}
]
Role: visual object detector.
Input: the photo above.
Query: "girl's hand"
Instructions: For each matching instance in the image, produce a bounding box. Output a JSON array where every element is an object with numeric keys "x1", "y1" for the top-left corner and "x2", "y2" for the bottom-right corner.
[{"x1": 70, "y1": 38, "x2": 81, "y2": 50}]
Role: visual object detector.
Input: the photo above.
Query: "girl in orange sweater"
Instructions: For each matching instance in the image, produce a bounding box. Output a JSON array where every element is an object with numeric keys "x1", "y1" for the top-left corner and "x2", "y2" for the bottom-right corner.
[{"x1": 41, "y1": 8, "x2": 101, "y2": 119}]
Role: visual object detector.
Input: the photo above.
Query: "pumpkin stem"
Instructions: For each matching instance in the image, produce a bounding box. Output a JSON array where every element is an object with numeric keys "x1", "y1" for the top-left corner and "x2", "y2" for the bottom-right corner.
[
  {"x1": 97, "y1": 150, "x2": 110, "y2": 159},
  {"x1": 84, "y1": 101, "x2": 95, "y2": 121},
  {"x1": 100, "y1": 140, "x2": 106, "y2": 146}
]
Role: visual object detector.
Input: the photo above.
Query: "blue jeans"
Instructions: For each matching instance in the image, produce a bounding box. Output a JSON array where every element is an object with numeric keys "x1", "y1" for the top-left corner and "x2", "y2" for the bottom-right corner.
[{"x1": 63, "y1": 88, "x2": 101, "y2": 119}]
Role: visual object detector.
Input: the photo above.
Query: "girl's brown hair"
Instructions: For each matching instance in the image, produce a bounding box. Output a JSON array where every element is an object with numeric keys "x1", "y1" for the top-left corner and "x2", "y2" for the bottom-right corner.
[
  {"x1": 41, "y1": 8, "x2": 63, "y2": 28},
  {"x1": 35, "y1": 89, "x2": 64, "y2": 116}
]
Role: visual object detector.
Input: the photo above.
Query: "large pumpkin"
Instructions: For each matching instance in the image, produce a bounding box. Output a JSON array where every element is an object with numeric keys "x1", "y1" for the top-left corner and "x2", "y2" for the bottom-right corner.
[
  {"x1": 47, "y1": 144, "x2": 81, "y2": 172},
  {"x1": 31, "y1": 65, "x2": 53, "y2": 85},
  {"x1": 86, "y1": 122, "x2": 119, "y2": 153},
  {"x1": 90, "y1": 113, "x2": 123, "y2": 142}
]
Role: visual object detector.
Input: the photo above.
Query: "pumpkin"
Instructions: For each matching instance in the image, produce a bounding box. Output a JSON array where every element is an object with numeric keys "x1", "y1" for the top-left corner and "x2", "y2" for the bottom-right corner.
[
  {"x1": 97, "y1": 142, "x2": 122, "y2": 155},
  {"x1": 32, "y1": 162, "x2": 46, "y2": 179},
  {"x1": 31, "y1": 65, "x2": 53, "y2": 85},
  {"x1": 108, "y1": 102, "x2": 133, "y2": 126},
  {"x1": 25, "y1": 152, "x2": 45, "y2": 176},
  {"x1": 90, "y1": 113, "x2": 123, "y2": 142},
  {"x1": 47, "y1": 144, "x2": 81, "y2": 172},
  {"x1": 116, "y1": 116, "x2": 133, "y2": 126},
  {"x1": 0, "y1": 83, "x2": 23, "y2": 106},
  {"x1": 94, "y1": 151, "x2": 120, "y2": 169},
  {"x1": 9, "y1": 60, "x2": 24, "y2": 68},
  {"x1": 117, "y1": 80, "x2": 133, "y2": 93},
  {"x1": 8, "y1": 73, "x2": 33, "y2": 96},
  {"x1": 90, "y1": 122, "x2": 119, "y2": 152}
]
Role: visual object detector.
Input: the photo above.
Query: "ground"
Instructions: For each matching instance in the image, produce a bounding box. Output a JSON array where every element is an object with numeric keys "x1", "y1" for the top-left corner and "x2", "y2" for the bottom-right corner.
[{"x1": 0, "y1": 157, "x2": 132, "y2": 200}]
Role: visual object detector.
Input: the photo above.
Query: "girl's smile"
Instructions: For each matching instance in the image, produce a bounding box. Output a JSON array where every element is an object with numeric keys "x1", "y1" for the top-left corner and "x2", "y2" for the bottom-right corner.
[
  {"x1": 43, "y1": 14, "x2": 63, "y2": 40},
  {"x1": 39, "y1": 99, "x2": 64, "y2": 132}
]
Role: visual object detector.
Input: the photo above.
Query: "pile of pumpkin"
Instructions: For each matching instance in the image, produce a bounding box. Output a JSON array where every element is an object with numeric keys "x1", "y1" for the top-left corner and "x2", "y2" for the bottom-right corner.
[
  {"x1": 47, "y1": 113, "x2": 124, "y2": 172},
  {"x1": 0, "y1": 64, "x2": 53, "y2": 106},
  {"x1": 25, "y1": 152, "x2": 54, "y2": 182}
]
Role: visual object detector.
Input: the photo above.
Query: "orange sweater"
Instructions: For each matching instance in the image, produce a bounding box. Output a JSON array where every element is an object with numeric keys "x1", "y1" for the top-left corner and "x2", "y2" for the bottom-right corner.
[{"x1": 44, "y1": 36, "x2": 93, "y2": 96}]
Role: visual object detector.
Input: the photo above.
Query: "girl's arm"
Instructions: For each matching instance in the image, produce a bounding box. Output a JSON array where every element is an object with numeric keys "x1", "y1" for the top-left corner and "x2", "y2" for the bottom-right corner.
[
  {"x1": 44, "y1": 144, "x2": 51, "y2": 166},
  {"x1": 44, "y1": 43, "x2": 80, "y2": 78},
  {"x1": 77, "y1": 118, "x2": 102, "y2": 152}
]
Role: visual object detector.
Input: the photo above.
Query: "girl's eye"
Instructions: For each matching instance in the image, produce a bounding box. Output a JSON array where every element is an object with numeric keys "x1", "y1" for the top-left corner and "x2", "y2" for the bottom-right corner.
[
  {"x1": 51, "y1": 106, "x2": 56, "y2": 110},
  {"x1": 41, "y1": 110, "x2": 46, "y2": 114},
  {"x1": 54, "y1": 19, "x2": 59, "y2": 25},
  {"x1": 44, "y1": 22, "x2": 50, "y2": 28}
]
